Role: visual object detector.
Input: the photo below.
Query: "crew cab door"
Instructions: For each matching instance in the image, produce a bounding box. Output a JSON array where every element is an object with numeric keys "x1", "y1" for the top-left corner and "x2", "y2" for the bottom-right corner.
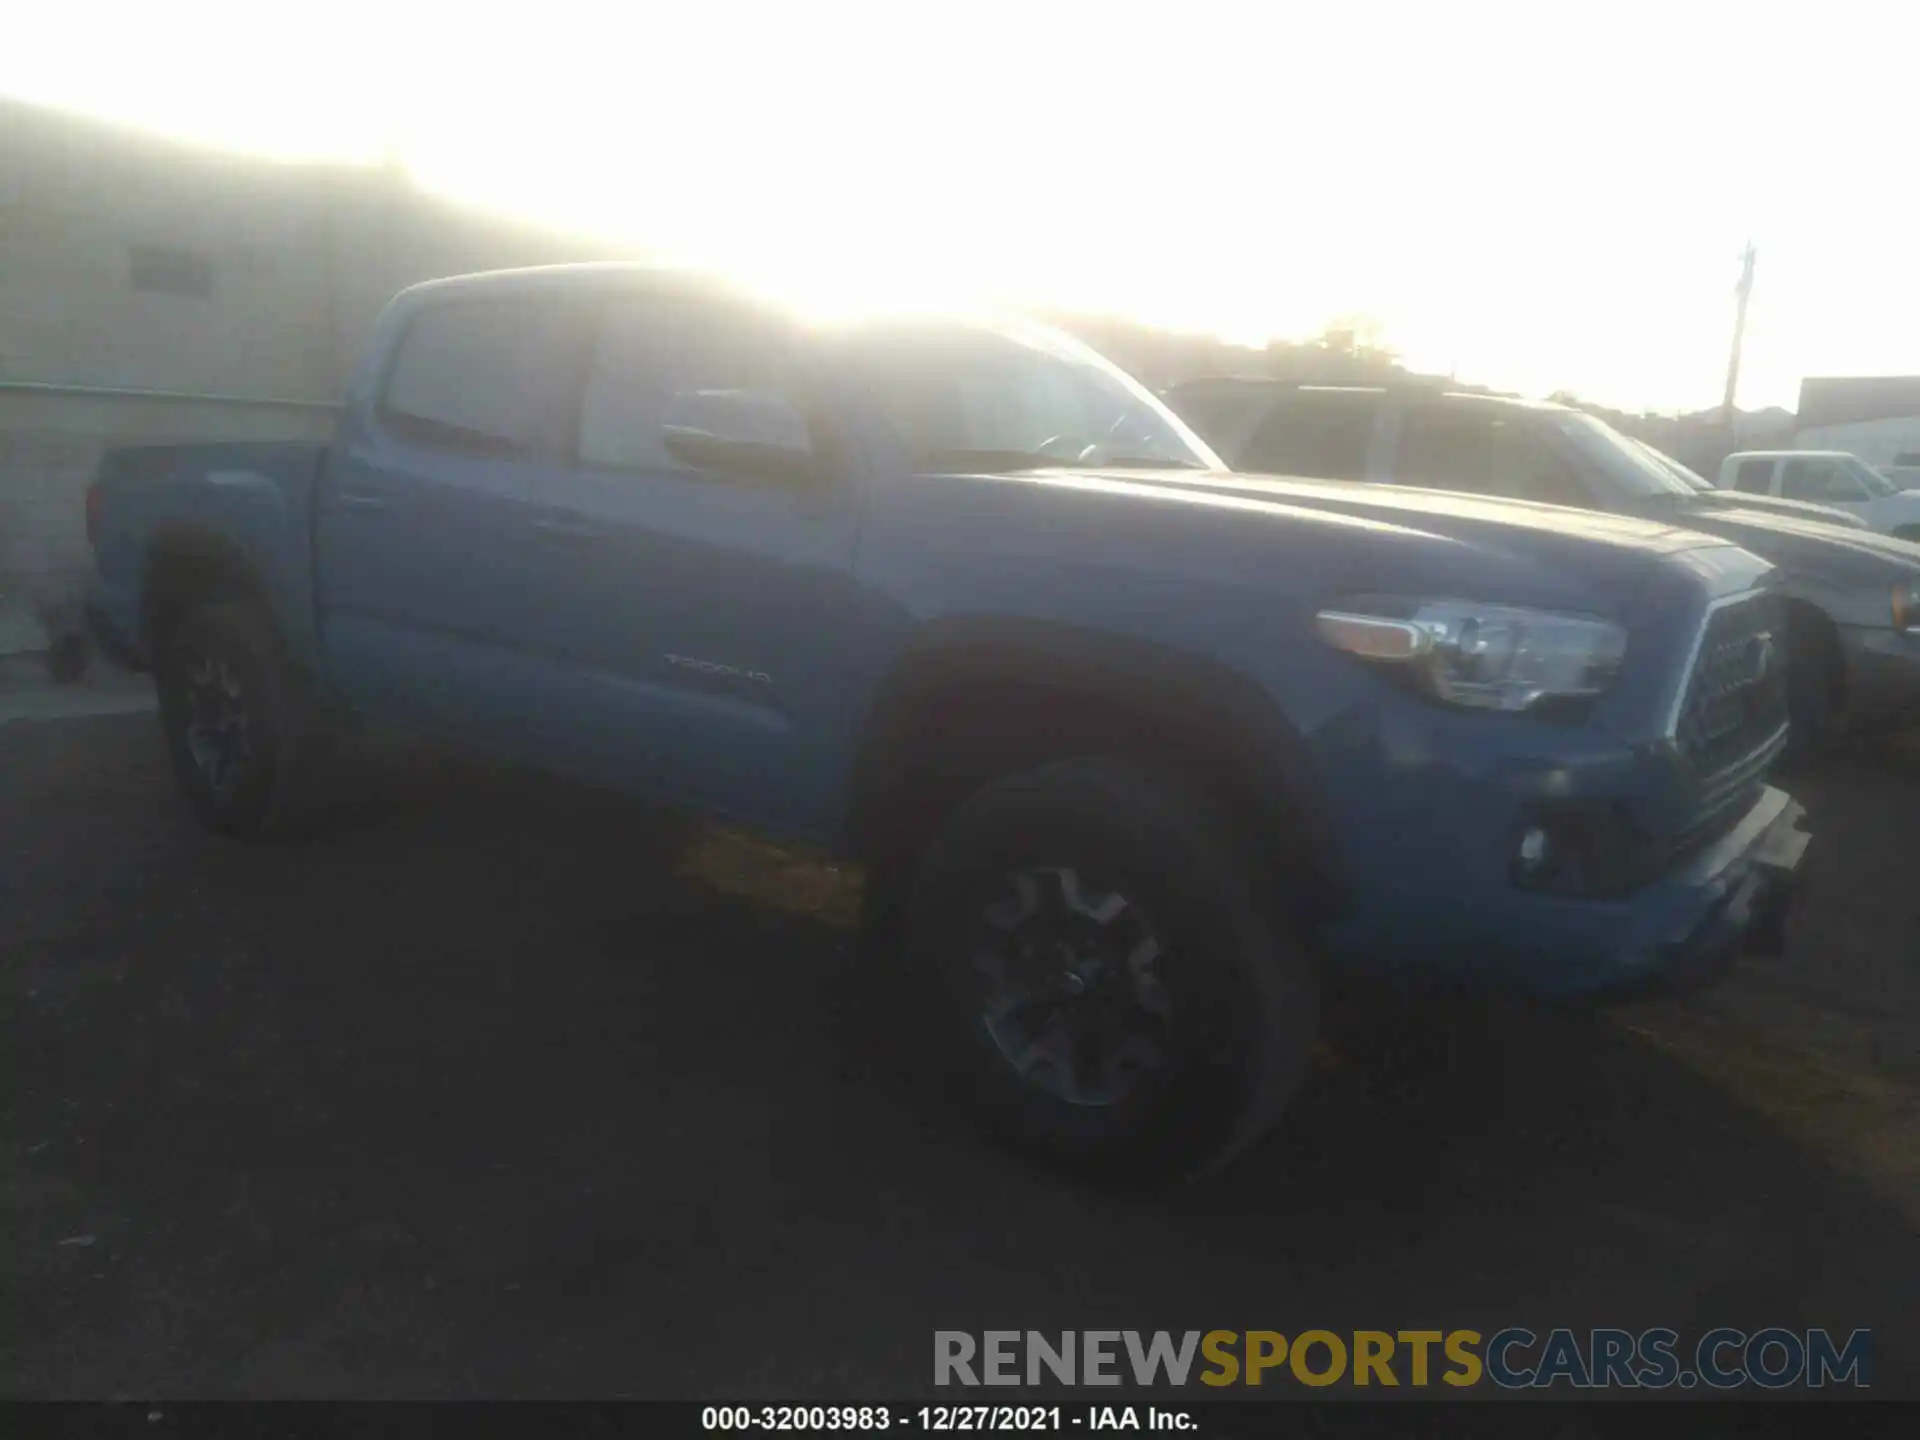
[
  {"x1": 315, "y1": 290, "x2": 584, "y2": 747},
  {"x1": 504, "y1": 286, "x2": 864, "y2": 835}
]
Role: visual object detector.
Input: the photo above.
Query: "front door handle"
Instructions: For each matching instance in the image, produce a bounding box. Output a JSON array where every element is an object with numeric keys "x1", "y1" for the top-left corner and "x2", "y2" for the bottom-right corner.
[{"x1": 333, "y1": 491, "x2": 389, "y2": 515}]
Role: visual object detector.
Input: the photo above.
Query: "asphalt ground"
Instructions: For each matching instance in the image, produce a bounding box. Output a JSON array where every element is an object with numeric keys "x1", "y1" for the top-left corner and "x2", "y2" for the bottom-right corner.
[{"x1": 3, "y1": 705, "x2": 1916, "y2": 1401}]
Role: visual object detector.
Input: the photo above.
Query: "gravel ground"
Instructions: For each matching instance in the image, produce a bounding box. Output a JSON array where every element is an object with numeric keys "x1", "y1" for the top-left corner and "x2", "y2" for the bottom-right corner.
[{"x1": 2, "y1": 712, "x2": 1916, "y2": 1400}]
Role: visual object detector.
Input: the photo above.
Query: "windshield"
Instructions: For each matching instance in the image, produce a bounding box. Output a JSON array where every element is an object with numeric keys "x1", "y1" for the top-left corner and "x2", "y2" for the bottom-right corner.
[
  {"x1": 1629, "y1": 438, "x2": 1714, "y2": 491},
  {"x1": 836, "y1": 316, "x2": 1219, "y2": 473},
  {"x1": 1837, "y1": 455, "x2": 1898, "y2": 497},
  {"x1": 1547, "y1": 412, "x2": 1695, "y2": 498}
]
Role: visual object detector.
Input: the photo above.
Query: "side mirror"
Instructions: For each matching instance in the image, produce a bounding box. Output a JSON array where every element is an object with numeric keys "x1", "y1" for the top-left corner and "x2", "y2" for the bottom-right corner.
[{"x1": 660, "y1": 388, "x2": 820, "y2": 484}]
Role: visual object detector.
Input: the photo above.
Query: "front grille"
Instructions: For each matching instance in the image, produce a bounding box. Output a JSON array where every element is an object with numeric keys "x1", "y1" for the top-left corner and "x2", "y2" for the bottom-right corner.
[
  {"x1": 1675, "y1": 594, "x2": 1790, "y2": 781},
  {"x1": 1664, "y1": 592, "x2": 1791, "y2": 863},
  {"x1": 1515, "y1": 595, "x2": 1791, "y2": 900}
]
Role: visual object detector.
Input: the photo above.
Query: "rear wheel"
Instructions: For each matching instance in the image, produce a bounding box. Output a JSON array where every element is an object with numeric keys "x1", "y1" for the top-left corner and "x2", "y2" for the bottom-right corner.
[
  {"x1": 155, "y1": 601, "x2": 326, "y2": 838},
  {"x1": 903, "y1": 757, "x2": 1317, "y2": 1183}
]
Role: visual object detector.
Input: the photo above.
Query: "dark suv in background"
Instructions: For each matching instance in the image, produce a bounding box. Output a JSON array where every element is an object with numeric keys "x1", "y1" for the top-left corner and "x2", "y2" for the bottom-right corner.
[{"x1": 1164, "y1": 379, "x2": 1920, "y2": 746}]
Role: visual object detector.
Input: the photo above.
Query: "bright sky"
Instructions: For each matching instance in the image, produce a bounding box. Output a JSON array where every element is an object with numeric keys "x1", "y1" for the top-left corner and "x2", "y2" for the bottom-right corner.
[{"x1": 5, "y1": 1, "x2": 1915, "y2": 414}]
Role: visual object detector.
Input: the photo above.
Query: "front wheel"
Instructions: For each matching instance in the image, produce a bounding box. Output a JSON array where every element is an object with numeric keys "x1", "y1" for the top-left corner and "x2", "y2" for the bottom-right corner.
[{"x1": 903, "y1": 757, "x2": 1318, "y2": 1183}]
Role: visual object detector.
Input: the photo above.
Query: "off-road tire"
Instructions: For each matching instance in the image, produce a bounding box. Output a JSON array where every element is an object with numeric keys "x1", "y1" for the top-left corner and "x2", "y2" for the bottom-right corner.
[
  {"x1": 902, "y1": 756, "x2": 1318, "y2": 1184},
  {"x1": 155, "y1": 600, "x2": 329, "y2": 839}
]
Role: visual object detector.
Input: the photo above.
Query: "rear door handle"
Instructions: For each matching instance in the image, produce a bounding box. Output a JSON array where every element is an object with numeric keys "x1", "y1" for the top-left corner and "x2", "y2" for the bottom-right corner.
[{"x1": 333, "y1": 491, "x2": 388, "y2": 515}]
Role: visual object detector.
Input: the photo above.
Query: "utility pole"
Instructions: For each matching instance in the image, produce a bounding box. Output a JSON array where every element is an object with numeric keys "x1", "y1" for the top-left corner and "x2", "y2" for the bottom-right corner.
[{"x1": 1722, "y1": 241, "x2": 1757, "y2": 428}]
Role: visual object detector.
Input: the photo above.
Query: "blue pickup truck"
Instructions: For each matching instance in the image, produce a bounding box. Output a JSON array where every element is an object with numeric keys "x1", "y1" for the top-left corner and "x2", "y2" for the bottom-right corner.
[{"x1": 87, "y1": 263, "x2": 1810, "y2": 1179}]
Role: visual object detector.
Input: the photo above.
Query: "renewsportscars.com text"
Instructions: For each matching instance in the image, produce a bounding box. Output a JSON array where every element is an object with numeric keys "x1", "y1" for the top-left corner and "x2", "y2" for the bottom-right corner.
[{"x1": 934, "y1": 1328, "x2": 1872, "y2": 1390}]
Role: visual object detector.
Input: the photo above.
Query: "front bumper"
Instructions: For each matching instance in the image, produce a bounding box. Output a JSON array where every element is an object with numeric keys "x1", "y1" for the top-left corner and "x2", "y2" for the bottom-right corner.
[
  {"x1": 1316, "y1": 785, "x2": 1811, "y2": 1002},
  {"x1": 1585, "y1": 787, "x2": 1809, "y2": 1000},
  {"x1": 1840, "y1": 625, "x2": 1920, "y2": 728}
]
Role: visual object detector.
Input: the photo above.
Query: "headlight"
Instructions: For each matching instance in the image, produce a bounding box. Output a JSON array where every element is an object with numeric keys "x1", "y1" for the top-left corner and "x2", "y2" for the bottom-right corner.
[
  {"x1": 1895, "y1": 580, "x2": 1920, "y2": 633},
  {"x1": 1315, "y1": 599, "x2": 1628, "y2": 712}
]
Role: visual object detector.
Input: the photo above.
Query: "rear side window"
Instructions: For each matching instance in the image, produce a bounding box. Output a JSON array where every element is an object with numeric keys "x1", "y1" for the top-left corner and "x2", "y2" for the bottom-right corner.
[
  {"x1": 380, "y1": 298, "x2": 570, "y2": 457},
  {"x1": 1733, "y1": 458, "x2": 1776, "y2": 494},
  {"x1": 1240, "y1": 393, "x2": 1376, "y2": 479},
  {"x1": 1392, "y1": 407, "x2": 1589, "y2": 506}
]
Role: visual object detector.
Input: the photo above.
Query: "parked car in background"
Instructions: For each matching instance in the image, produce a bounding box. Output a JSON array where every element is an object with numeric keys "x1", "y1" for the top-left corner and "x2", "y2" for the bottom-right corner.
[
  {"x1": 1630, "y1": 439, "x2": 1868, "y2": 530},
  {"x1": 1718, "y1": 450, "x2": 1920, "y2": 538},
  {"x1": 1164, "y1": 379, "x2": 1920, "y2": 746},
  {"x1": 1883, "y1": 453, "x2": 1920, "y2": 491},
  {"x1": 86, "y1": 267, "x2": 1810, "y2": 1182}
]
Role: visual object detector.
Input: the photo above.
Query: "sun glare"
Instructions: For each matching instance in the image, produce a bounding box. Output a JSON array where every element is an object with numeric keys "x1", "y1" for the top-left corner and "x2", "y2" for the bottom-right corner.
[{"x1": 6, "y1": 1, "x2": 1918, "y2": 412}]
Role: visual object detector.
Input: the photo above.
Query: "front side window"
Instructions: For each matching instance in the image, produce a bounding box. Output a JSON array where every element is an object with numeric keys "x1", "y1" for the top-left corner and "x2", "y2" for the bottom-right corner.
[
  {"x1": 381, "y1": 298, "x2": 568, "y2": 457},
  {"x1": 1837, "y1": 456, "x2": 1896, "y2": 497},
  {"x1": 1241, "y1": 393, "x2": 1376, "y2": 480},
  {"x1": 1634, "y1": 440, "x2": 1712, "y2": 490},
  {"x1": 578, "y1": 296, "x2": 816, "y2": 478},
  {"x1": 1394, "y1": 407, "x2": 1593, "y2": 506},
  {"x1": 1733, "y1": 458, "x2": 1776, "y2": 494},
  {"x1": 1545, "y1": 413, "x2": 1690, "y2": 500},
  {"x1": 1781, "y1": 457, "x2": 1865, "y2": 502},
  {"x1": 837, "y1": 317, "x2": 1217, "y2": 473}
]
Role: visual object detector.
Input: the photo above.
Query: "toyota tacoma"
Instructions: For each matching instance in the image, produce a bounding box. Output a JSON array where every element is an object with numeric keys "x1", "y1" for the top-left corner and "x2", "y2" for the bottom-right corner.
[{"x1": 87, "y1": 265, "x2": 1810, "y2": 1179}]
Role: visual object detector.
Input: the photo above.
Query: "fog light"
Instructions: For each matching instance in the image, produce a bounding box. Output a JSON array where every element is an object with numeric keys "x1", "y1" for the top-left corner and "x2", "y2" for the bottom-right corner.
[{"x1": 1517, "y1": 827, "x2": 1550, "y2": 870}]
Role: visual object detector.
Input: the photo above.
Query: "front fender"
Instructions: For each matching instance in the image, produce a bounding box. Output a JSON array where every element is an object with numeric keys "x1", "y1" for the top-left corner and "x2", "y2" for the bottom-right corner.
[{"x1": 844, "y1": 615, "x2": 1353, "y2": 915}]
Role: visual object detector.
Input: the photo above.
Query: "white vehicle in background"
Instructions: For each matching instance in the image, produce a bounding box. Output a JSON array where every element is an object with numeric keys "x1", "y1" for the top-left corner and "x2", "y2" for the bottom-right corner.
[
  {"x1": 1884, "y1": 453, "x2": 1920, "y2": 491},
  {"x1": 1631, "y1": 440, "x2": 1867, "y2": 530},
  {"x1": 1719, "y1": 451, "x2": 1920, "y2": 539}
]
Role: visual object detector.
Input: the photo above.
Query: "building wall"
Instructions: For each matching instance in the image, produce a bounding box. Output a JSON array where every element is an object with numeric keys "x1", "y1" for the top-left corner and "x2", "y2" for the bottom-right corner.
[
  {"x1": 1797, "y1": 375, "x2": 1920, "y2": 433},
  {"x1": 0, "y1": 98, "x2": 354, "y2": 398},
  {"x1": 0, "y1": 100, "x2": 645, "y2": 622},
  {"x1": 0, "y1": 99, "x2": 629, "y2": 618},
  {"x1": 1793, "y1": 416, "x2": 1920, "y2": 468}
]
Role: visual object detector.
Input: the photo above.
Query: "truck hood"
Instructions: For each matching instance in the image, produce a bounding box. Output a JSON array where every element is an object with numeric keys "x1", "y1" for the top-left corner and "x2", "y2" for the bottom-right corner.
[
  {"x1": 1679, "y1": 489, "x2": 1868, "y2": 529},
  {"x1": 917, "y1": 466, "x2": 1763, "y2": 620},
  {"x1": 1090, "y1": 467, "x2": 1719, "y2": 556},
  {"x1": 1628, "y1": 496, "x2": 1920, "y2": 581}
]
